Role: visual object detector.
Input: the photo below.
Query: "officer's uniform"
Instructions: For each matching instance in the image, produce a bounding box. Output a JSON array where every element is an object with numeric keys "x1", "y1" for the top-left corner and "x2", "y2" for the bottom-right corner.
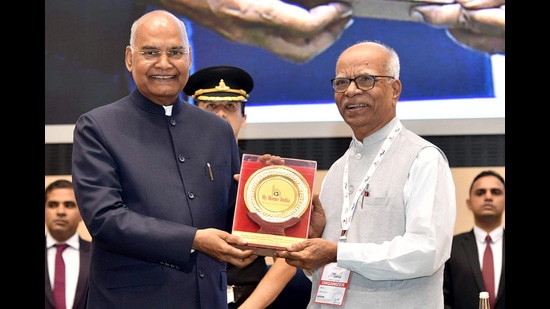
[{"x1": 185, "y1": 66, "x2": 266, "y2": 308}]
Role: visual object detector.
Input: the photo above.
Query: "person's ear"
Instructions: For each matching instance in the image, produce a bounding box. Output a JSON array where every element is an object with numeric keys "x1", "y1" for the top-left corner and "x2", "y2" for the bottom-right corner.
[
  {"x1": 125, "y1": 46, "x2": 133, "y2": 72},
  {"x1": 391, "y1": 79, "x2": 402, "y2": 99},
  {"x1": 466, "y1": 198, "x2": 473, "y2": 211}
]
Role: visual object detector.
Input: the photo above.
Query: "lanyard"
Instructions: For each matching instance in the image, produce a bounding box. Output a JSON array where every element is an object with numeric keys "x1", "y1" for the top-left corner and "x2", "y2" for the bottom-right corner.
[{"x1": 339, "y1": 121, "x2": 402, "y2": 242}]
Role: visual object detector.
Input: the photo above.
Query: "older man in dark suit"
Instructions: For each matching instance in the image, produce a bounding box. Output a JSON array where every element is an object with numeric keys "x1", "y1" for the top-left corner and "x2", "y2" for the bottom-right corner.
[{"x1": 71, "y1": 10, "x2": 263, "y2": 308}]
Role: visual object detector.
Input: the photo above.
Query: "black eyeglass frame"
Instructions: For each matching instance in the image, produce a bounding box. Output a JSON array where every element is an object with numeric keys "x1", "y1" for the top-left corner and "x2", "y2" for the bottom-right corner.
[{"x1": 330, "y1": 75, "x2": 394, "y2": 93}]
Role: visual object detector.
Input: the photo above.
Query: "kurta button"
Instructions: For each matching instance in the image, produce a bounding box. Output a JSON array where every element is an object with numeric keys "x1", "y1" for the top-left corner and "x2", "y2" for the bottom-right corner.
[
  {"x1": 170, "y1": 119, "x2": 176, "y2": 126},
  {"x1": 188, "y1": 192, "x2": 195, "y2": 199},
  {"x1": 355, "y1": 153, "x2": 362, "y2": 160},
  {"x1": 178, "y1": 155, "x2": 185, "y2": 162},
  {"x1": 348, "y1": 185, "x2": 355, "y2": 195}
]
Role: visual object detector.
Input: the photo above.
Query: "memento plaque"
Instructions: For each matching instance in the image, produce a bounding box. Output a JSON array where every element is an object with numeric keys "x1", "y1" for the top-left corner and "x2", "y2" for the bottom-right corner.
[{"x1": 232, "y1": 154, "x2": 317, "y2": 256}]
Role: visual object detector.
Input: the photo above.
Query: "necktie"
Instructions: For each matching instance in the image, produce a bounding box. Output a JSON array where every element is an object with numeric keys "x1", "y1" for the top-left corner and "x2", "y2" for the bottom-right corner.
[
  {"x1": 54, "y1": 244, "x2": 69, "y2": 309},
  {"x1": 482, "y1": 235, "x2": 495, "y2": 308}
]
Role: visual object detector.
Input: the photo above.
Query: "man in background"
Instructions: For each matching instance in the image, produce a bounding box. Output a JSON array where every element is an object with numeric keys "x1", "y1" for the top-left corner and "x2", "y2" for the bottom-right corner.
[
  {"x1": 184, "y1": 65, "x2": 311, "y2": 309},
  {"x1": 184, "y1": 66, "x2": 251, "y2": 143},
  {"x1": 444, "y1": 170, "x2": 505, "y2": 309},
  {"x1": 45, "y1": 179, "x2": 91, "y2": 309}
]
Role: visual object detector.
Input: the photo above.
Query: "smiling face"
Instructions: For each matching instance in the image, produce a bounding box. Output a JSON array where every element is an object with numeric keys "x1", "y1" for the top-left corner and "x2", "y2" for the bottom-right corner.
[
  {"x1": 45, "y1": 187, "x2": 82, "y2": 242},
  {"x1": 125, "y1": 11, "x2": 192, "y2": 106},
  {"x1": 334, "y1": 42, "x2": 401, "y2": 140}
]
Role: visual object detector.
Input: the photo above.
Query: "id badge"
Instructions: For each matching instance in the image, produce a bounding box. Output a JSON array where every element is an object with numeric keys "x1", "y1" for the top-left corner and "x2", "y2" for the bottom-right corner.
[{"x1": 314, "y1": 262, "x2": 352, "y2": 306}]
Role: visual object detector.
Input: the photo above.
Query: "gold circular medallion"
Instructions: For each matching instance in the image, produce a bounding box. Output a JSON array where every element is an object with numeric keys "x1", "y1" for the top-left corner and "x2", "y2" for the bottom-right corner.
[{"x1": 244, "y1": 165, "x2": 311, "y2": 223}]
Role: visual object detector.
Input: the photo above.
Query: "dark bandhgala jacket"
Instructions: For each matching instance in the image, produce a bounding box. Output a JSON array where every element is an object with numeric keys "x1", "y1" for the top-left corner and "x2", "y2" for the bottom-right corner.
[
  {"x1": 45, "y1": 237, "x2": 91, "y2": 309},
  {"x1": 72, "y1": 89, "x2": 241, "y2": 308}
]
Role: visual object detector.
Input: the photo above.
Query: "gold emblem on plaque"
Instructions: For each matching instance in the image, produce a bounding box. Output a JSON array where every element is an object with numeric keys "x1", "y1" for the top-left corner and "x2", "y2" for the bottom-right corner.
[{"x1": 244, "y1": 165, "x2": 311, "y2": 224}]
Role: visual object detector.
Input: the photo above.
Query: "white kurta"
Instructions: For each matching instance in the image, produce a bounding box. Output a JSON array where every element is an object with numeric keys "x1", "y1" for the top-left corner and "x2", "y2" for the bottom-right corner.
[{"x1": 308, "y1": 118, "x2": 456, "y2": 308}]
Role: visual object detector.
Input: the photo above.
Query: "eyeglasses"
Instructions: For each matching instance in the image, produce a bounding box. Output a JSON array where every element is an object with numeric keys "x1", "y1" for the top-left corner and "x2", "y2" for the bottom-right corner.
[
  {"x1": 331, "y1": 75, "x2": 394, "y2": 92},
  {"x1": 137, "y1": 48, "x2": 190, "y2": 60}
]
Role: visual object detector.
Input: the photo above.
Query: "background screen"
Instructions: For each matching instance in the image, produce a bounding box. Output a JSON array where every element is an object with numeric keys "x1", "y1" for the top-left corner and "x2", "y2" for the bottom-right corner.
[{"x1": 45, "y1": 1, "x2": 504, "y2": 138}]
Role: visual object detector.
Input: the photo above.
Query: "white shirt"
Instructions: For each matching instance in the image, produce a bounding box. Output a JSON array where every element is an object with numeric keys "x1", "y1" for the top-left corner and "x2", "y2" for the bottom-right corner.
[
  {"x1": 312, "y1": 119, "x2": 457, "y2": 308},
  {"x1": 335, "y1": 146, "x2": 456, "y2": 279},
  {"x1": 46, "y1": 233, "x2": 81, "y2": 309}
]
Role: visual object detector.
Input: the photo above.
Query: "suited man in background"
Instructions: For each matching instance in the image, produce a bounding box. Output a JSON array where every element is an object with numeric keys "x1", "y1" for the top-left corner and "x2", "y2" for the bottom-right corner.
[
  {"x1": 45, "y1": 179, "x2": 91, "y2": 309},
  {"x1": 444, "y1": 170, "x2": 505, "y2": 309}
]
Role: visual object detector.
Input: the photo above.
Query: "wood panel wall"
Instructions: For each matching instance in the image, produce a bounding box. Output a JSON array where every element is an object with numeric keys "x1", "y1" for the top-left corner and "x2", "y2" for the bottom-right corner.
[{"x1": 45, "y1": 166, "x2": 505, "y2": 241}]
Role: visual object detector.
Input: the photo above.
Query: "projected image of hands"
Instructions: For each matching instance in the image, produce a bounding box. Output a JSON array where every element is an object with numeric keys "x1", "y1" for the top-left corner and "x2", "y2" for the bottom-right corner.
[
  {"x1": 161, "y1": 0, "x2": 504, "y2": 63},
  {"x1": 410, "y1": 0, "x2": 505, "y2": 54}
]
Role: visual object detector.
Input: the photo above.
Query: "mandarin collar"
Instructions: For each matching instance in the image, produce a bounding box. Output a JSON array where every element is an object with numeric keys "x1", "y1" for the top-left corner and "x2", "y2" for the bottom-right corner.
[{"x1": 129, "y1": 88, "x2": 185, "y2": 116}]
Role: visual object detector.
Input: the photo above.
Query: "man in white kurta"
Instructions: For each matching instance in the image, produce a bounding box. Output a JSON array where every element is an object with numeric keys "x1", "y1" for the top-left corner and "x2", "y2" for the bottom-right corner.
[{"x1": 275, "y1": 41, "x2": 456, "y2": 309}]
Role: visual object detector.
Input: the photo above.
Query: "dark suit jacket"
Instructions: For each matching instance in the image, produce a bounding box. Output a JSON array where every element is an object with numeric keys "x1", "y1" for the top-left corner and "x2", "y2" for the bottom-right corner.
[
  {"x1": 45, "y1": 237, "x2": 91, "y2": 309},
  {"x1": 72, "y1": 89, "x2": 241, "y2": 308},
  {"x1": 444, "y1": 229, "x2": 505, "y2": 309}
]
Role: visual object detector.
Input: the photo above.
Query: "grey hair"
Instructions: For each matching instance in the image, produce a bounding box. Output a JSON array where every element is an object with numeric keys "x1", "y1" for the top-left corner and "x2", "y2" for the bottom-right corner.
[
  {"x1": 384, "y1": 44, "x2": 400, "y2": 80},
  {"x1": 340, "y1": 40, "x2": 400, "y2": 79}
]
